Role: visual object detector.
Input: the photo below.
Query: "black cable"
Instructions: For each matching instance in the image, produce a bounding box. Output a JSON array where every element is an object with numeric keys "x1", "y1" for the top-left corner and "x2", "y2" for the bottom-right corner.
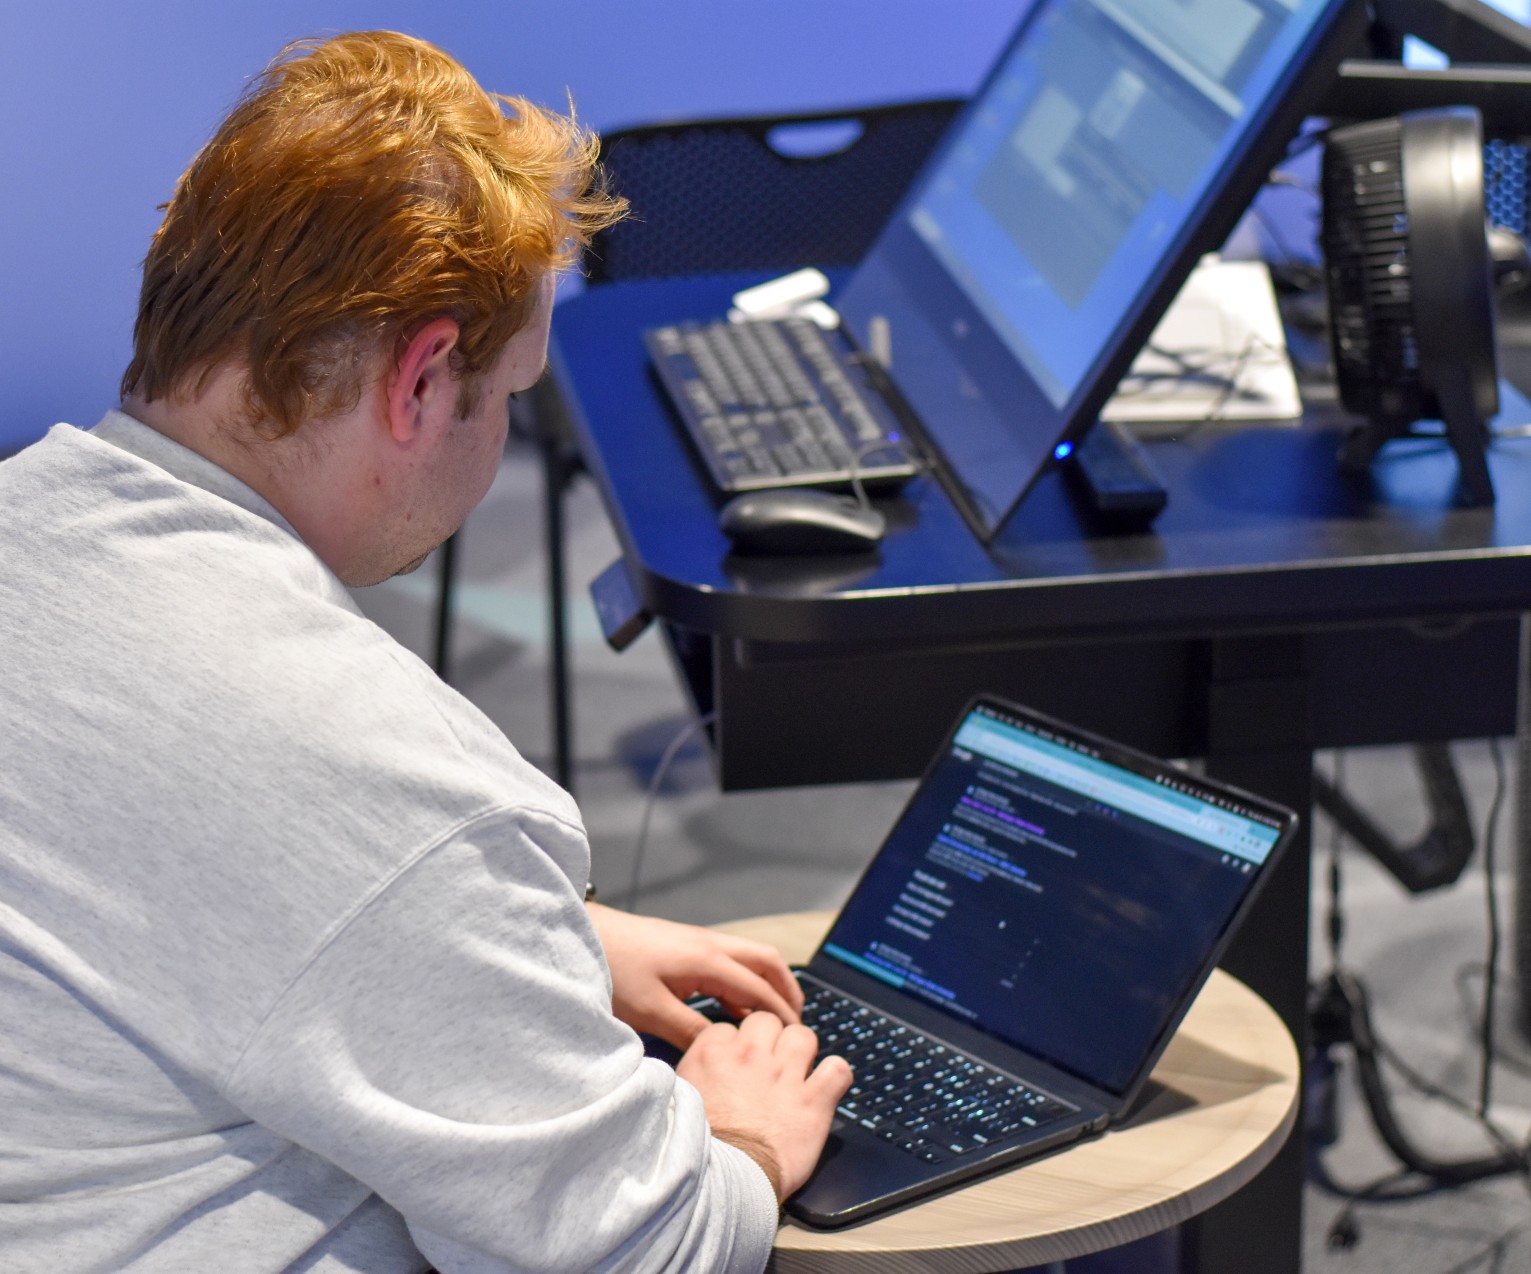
[
  {"x1": 1453, "y1": 961, "x2": 1531, "y2": 1081},
  {"x1": 1119, "y1": 332, "x2": 1275, "y2": 432},
  {"x1": 1371, "y1": 1027, "x2": 1526, "y2": 1170},
  {"x1": 1327, "y1": 750, "x2": 1347, "y2": 966},
  {"x1": 1432, "y1": 1220, "x2": 1531, "y2": 1274},
  {"x1": 1338, "y1": 967, "x2": 1527, "y2": 1185},
  {"x1": 1480, "y1": 738, "x2": 1507, "y2": 1117},
  {"x1": 1312, "y1": 1159, "x2": 1531, "y2": 1263},
  {"x1": 1309, "y1": 1158, "x2": 1440, "y2": 1205},
  {"x1": 1281, "y1": 122, "x2": 1331, "y2": 166},
  {"x1": 1248, "y1": 198, "x2": 1317, "y2": 275},
  {"x1": 1307, "y1": 755, "x2": 1349, "y2": 1158},
  {"x1": 1308, "y1": 744, "x2": 1530, "y2": 1255},
  {"x1": 1325, "y1": 1199, "x2": 1530, "y2": 1274},
  {"x1": 1319, "y1": 1167, "x2": 1425, "y2": 1251},
  {"x1": 1328, "y1": 738, "x2": 1524, "y2": 1180}
]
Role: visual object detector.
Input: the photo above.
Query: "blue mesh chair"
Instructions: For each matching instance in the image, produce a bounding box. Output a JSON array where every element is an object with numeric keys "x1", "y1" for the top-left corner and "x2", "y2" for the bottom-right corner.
[
  {"x1": 435, "y1": 99, "x2": 964, "y2": 788},
  {"x1": 586, "y1": 100, "x2": 964, "y2": 282}
]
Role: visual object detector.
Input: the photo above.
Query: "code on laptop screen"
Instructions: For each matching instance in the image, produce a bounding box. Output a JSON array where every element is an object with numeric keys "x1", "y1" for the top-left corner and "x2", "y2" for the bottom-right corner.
[{"x1": 820, "y1": 702, "x2": 1283, "y2": 1094}]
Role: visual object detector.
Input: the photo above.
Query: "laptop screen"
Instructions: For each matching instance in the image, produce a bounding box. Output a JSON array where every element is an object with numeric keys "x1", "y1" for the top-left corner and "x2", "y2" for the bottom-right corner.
[
  {"x1": 837, "y1": 0, "x2": 1354, "y2": 540},
  {"x1": 817, "y1": 699, "x2": 1288, "y2": 1095}
]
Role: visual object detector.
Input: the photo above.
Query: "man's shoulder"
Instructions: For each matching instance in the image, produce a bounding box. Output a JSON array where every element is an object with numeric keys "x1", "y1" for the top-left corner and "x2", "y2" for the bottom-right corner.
[
  {"x1": 0, "y1": 420, "x2": 109, "y2": 499},
  {"x1": 0, "y1": 414, "x2": 319, "y2": 588},
  {"x1": 0, "y1": 410, "x2": 582, "y2": 907}
]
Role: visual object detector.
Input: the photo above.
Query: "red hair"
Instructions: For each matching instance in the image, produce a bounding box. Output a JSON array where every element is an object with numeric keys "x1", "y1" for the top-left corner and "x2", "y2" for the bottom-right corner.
[{"x1": 121, "y1": 31, "x2": 626, "y2": 435}]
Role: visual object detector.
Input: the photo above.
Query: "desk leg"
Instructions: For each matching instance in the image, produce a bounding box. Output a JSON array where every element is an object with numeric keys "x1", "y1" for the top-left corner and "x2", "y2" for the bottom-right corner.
[
  {"x1": 1181, "y1": 636, "x2": 1312, "y2": 1274},
  {"x1": 540, "y1": 430, "x2": 576, "y2": 794}
]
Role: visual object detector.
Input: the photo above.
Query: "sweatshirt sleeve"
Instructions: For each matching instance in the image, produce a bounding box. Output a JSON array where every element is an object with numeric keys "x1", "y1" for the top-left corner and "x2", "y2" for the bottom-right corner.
[{"x1": 221, "y1": 809, "x2": 780, "y2": 1274}]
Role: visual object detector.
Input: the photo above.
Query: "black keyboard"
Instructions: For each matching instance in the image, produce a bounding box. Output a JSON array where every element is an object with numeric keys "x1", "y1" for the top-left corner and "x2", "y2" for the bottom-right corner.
[
  {"x1": 644, "y1": 317, "x2": 919, "y2": 494},
  {"x1": 801, "y1": 982, "x2": 1076, "y2": 1165}
]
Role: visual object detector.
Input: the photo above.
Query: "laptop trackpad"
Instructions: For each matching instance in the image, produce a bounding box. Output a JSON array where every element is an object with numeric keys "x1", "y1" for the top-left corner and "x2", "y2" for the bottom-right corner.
[{"x1": 787, "y1": 1124, "x2": 953, "y2": 1229}]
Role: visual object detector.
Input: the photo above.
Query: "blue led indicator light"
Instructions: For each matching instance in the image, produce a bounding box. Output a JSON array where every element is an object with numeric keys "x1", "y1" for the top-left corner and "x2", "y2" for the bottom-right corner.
[{"x1": 1054, "y1": 441, "x2": 1074, "y2": 461}]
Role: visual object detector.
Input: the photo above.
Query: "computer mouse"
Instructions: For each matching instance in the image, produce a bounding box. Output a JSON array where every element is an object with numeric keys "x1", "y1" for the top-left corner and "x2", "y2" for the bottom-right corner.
[{"x1": 718, "y1": 489, "x2": 886, "y2": 555}]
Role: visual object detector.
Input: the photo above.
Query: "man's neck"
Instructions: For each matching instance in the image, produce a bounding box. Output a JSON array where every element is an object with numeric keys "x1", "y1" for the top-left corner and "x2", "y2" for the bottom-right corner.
[
  {"x1": 124, "y1": 369, "x2": 275, "y2": 491},
  {"x1": 121, "y1": 370, "x2": 381, "y2": 584}
]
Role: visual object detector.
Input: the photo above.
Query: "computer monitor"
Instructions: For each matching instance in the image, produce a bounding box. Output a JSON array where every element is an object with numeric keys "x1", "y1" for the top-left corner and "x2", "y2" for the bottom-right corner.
[{"x1": 837, "y1": 0, "x2": 1366, "y2": 542}]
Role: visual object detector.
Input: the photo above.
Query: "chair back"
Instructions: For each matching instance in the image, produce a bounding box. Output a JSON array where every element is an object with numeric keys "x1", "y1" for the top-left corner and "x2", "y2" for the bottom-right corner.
[{"x1": 586, "y1": 99, "x2": 964, "y2": 284}]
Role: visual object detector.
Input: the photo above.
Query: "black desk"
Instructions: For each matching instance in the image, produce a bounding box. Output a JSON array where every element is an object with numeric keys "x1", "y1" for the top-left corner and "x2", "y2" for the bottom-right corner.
[{"x1": 550, "y1": 270, "x2": 1531, "y2": 1274}]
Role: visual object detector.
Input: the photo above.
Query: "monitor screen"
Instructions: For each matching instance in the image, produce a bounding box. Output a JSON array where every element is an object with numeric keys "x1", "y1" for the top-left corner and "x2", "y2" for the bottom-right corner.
[
  {"x1": 817, "y1": 700, "x2": 1289, "y2": 1094},
  {"x1": 838, "y1": 0, "x2": 1355, "y2": 540}
]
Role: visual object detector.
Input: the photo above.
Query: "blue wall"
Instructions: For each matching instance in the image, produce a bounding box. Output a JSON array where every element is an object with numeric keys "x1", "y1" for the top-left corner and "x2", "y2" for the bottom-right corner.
[
  {"x1": 0, "y1": 1, "x2": 1027, "y2": 453},
  {"x1": 10, "y1": 1, "x2": 1530, "y2": 455}
]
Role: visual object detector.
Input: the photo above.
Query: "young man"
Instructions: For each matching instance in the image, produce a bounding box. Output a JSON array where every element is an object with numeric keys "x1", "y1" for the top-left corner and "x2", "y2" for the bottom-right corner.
[{"x1": 0, "y1": 31, "x2": 848, "y2": 1273}]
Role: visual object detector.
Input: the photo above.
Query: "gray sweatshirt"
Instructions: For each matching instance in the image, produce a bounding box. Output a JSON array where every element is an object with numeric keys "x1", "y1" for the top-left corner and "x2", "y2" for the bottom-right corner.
[{"x1": 0, "y1": 413, "x2": 777, "y2": 1273}]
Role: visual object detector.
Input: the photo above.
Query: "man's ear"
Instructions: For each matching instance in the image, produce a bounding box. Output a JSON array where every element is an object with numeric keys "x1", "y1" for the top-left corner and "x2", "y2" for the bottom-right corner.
[{"x1": 386, "y1": 317, "x2": 461, "y2": 444}]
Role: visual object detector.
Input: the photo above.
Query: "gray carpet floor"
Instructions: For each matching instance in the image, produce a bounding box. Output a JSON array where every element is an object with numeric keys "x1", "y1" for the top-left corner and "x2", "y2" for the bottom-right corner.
[{"x1": 353, "y1": 439, "x2": 1531, "y2": 1273}]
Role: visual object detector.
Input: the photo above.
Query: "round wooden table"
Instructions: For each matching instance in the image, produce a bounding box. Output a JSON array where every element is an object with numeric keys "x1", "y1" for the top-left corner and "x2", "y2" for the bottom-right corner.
[{"x1": 714, "y1": 912, "x2": 1299, "y2": 1274}]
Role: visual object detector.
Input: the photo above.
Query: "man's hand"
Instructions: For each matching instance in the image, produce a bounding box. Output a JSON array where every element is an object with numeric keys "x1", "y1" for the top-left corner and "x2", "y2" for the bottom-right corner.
[
  {"x1": 677, "y1": 1012, "x2": 853, "y2": 1202},
  {"x1": 586, "y1": 902, "x2": 805, "y2": 1048}
]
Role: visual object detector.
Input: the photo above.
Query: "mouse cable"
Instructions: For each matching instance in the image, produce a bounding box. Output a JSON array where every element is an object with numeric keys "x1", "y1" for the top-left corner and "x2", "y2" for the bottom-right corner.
[
  {"x1": 844, "y1": 352, "x2": 934, "y2": 496},
  {"x1": 843, "y1": 439, "x2": 875, "y2": 511},
  {"x1": 623, "y1": 710, "x2": 718, "y2": 913},
  {"x1": 858, "y1": 433, "x2": 928, "y2": 502},
  {"x1": 840, "y1": 422, "x2": 928, "y2": 511}
]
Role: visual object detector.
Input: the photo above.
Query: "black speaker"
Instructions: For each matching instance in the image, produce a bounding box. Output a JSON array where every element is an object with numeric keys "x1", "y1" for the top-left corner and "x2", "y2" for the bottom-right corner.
[{"x1": 1321, "y1": 107, "x2": 1499, "y2": 503}]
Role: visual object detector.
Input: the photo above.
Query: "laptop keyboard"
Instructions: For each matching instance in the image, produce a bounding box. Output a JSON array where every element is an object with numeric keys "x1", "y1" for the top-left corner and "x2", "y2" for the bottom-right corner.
[
  {"x1": 801, "y1": 982, "x2": 1076, "y2": 1165},
  {"x1": 644, "y1": 317, "x2": 918, "y2": 494}
]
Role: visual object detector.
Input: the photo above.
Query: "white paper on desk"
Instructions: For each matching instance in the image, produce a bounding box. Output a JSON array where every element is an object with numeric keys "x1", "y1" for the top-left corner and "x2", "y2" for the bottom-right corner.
[{"x1": 1101, "y1": 256, "x2": 1302, "y2": 428}]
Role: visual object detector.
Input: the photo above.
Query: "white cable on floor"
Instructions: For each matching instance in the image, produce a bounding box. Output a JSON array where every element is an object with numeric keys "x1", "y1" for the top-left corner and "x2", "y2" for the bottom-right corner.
[{"x1": 625, "y1": 710, "x2": 719, "y2": 911}]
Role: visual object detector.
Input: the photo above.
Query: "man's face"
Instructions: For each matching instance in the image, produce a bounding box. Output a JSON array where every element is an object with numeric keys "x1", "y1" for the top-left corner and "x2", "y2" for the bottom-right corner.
[{"x1": 388, "y1": 273, "x2": 557, "y2": 580}]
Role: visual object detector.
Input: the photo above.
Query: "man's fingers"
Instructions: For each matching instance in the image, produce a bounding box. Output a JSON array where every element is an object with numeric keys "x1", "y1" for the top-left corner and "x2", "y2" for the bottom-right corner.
[
  {"x1": 808, "y1": 1053, "x2": 855, "y2": 1103},
  {"x1": 734, "y1": 1005, "x2": 787, "y2": 1043},
  {"x1": 647, "y1": 999, "x2": 714, "y2": 1050},
  {"x1": 696, "y1": 960, "x2": 800, "y2": 1026},
  {"x1": 774, "y1": 1021, "x2": 822, "y2": 1071},
  {"x1": 712, "y1": 935, "x2": 805, "y2": 1014}
]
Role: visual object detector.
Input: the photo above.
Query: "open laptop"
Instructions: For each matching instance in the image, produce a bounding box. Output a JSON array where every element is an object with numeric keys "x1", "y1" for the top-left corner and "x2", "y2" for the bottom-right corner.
[
  {"x1": 647, "y1": 0, "x2": 1366, "y2": 541},
  {"x1": 769, "y1": 694, "x2": 1297, "y2": 1228}
]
